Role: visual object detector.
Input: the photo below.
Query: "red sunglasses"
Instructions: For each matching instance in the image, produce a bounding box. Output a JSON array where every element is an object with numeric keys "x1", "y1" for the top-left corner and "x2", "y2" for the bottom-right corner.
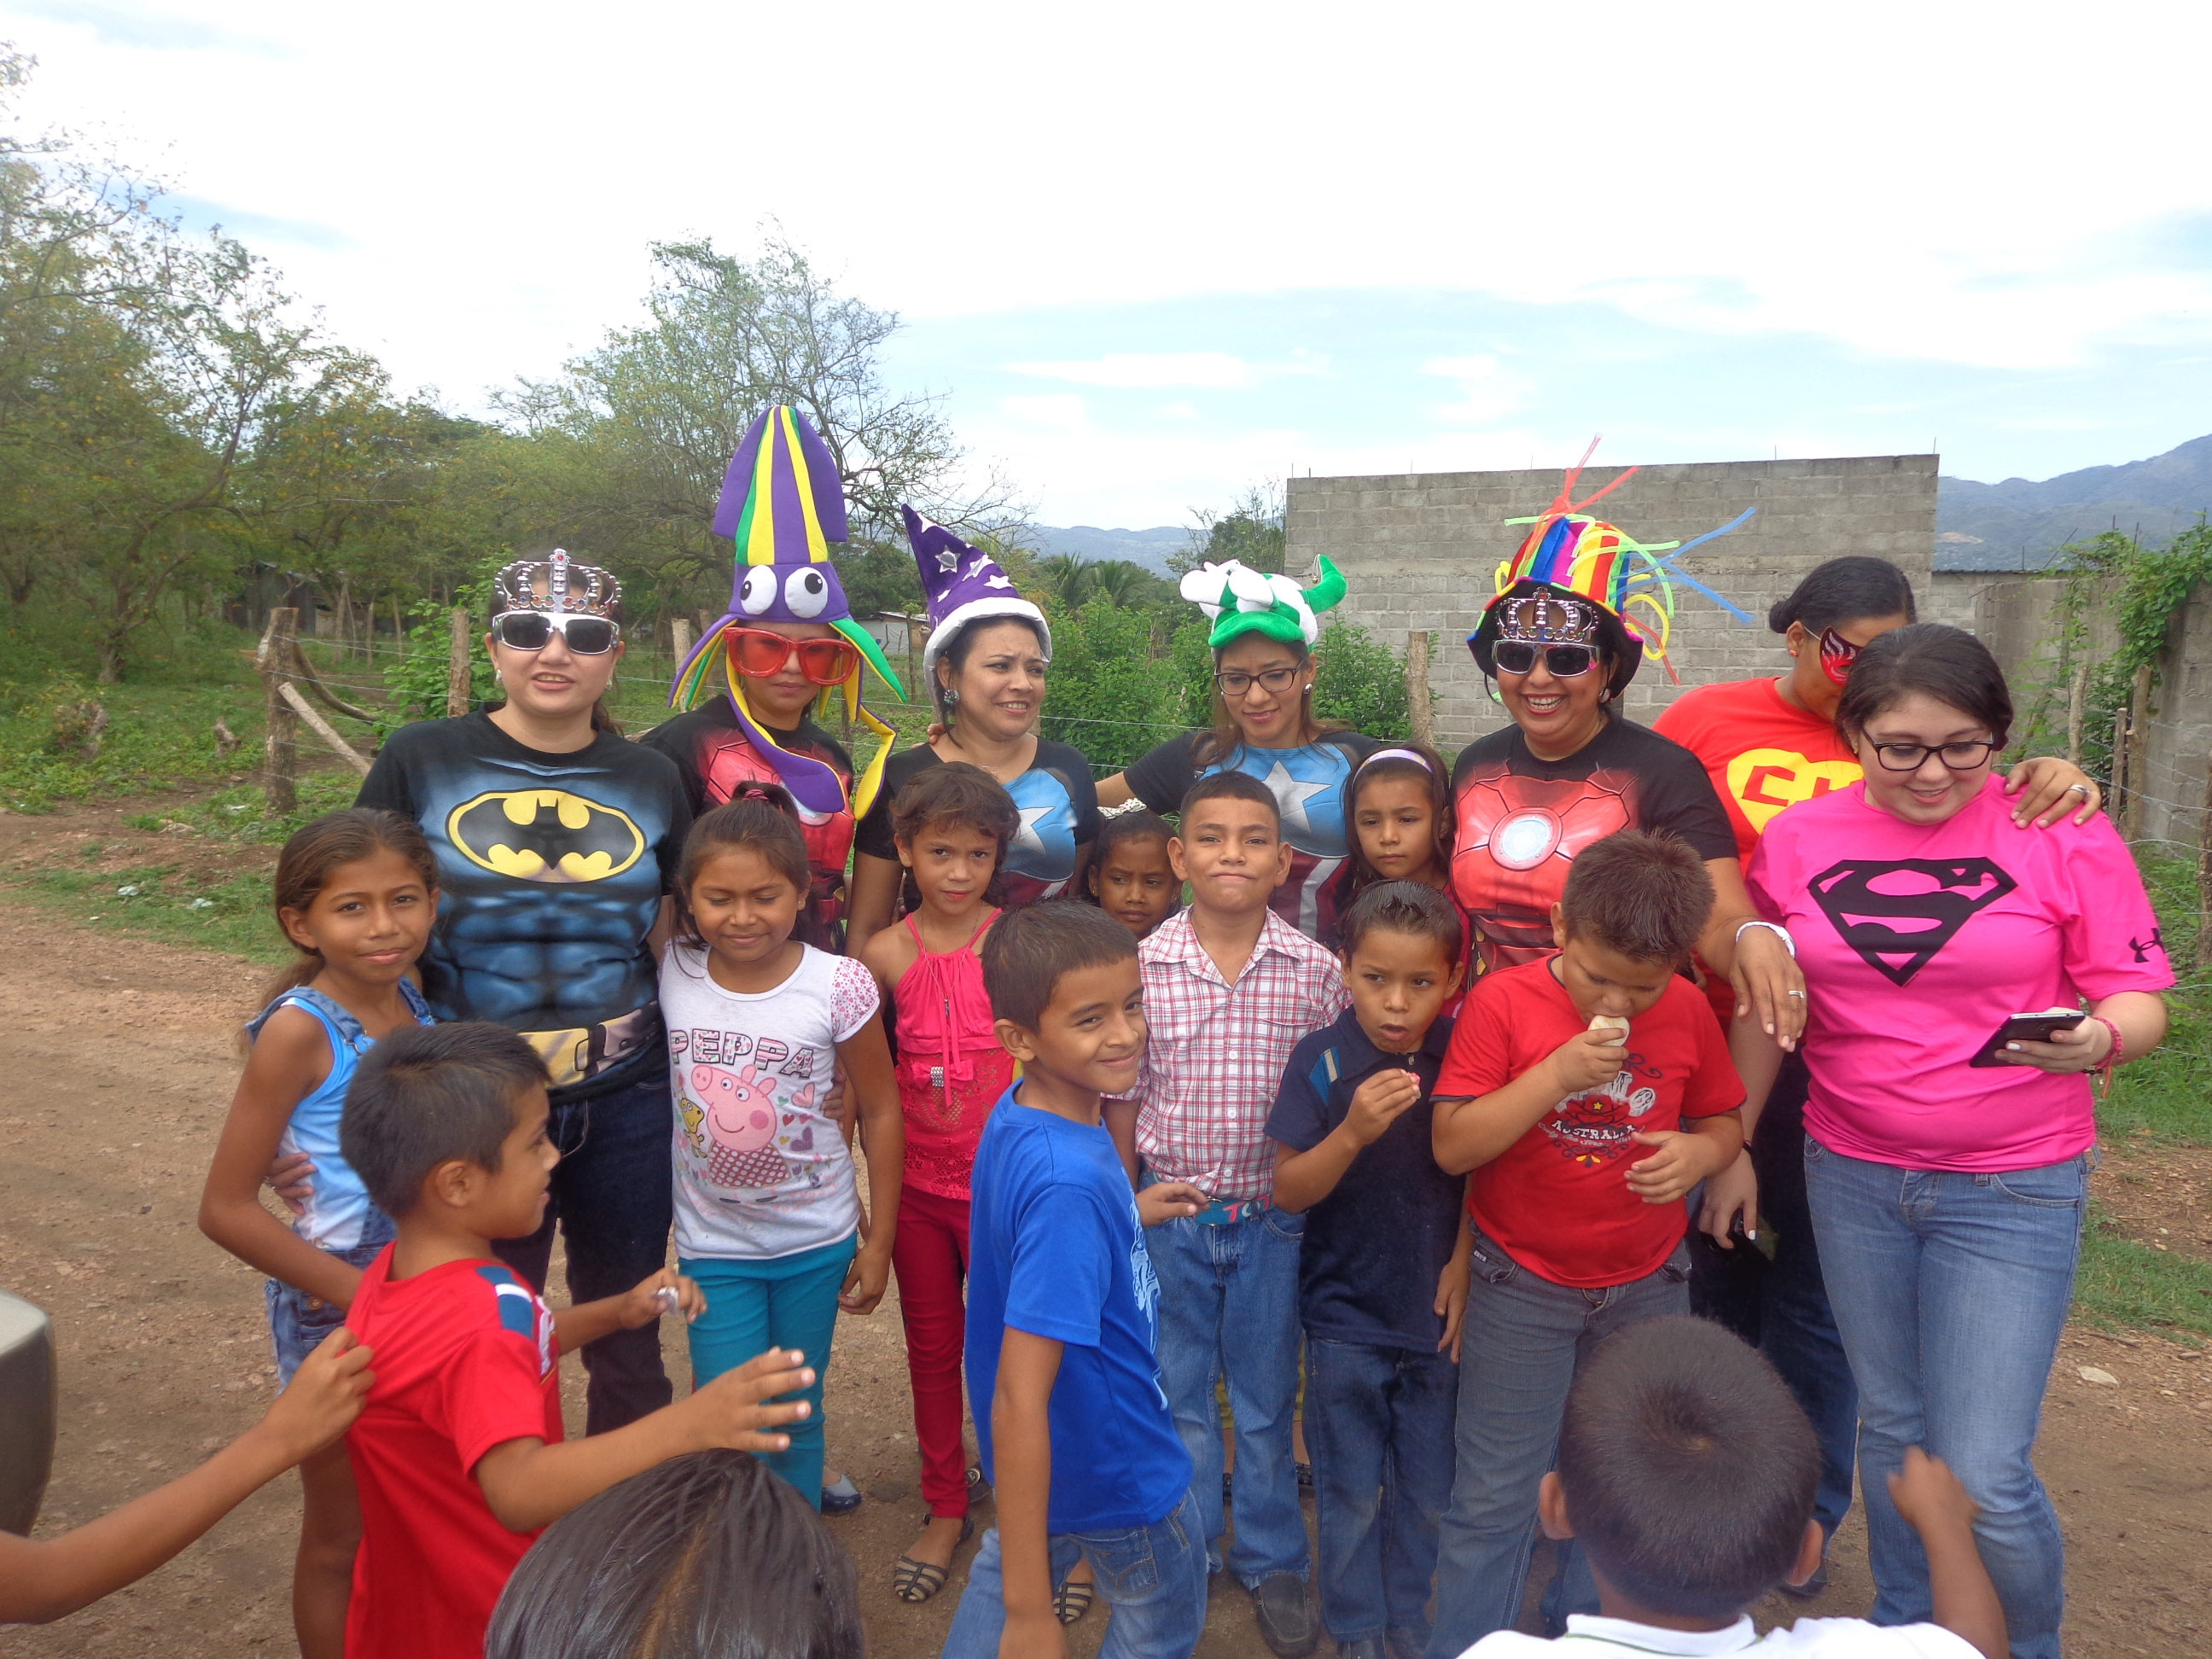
[{"x1": 725, "y1": 626, "x2": 859, "y2": 686}]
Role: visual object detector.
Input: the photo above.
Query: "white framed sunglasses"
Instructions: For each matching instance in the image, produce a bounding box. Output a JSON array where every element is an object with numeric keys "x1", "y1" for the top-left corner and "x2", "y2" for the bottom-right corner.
[{"x1": 492, "y1": 612, "x2": 621, "y2": 655}]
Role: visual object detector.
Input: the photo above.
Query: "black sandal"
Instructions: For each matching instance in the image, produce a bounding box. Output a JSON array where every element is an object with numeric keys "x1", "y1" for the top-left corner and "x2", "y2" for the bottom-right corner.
[
  {"x1": 891, "y1": 1515, "x2": 975, "y2": 1605},
  {"x1": 1054, "y1": 1572, "x2": 1097, "y2": 1625}
]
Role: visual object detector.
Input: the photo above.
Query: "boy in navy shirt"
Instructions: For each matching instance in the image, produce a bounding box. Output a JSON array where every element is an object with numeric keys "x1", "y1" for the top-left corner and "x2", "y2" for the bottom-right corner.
[
  {"x1": 941, "y1": 904, "x2": 1209, "y2": 1659},
  {"x1": 1268, "y1": 882, "x2": 1472, "y2": 1659}
]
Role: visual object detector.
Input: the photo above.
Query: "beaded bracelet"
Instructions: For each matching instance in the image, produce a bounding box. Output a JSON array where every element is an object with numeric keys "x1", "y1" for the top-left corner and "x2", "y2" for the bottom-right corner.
[{"x1": 2092, "y1": 1015, "x2": 2124, "y2": 1093}]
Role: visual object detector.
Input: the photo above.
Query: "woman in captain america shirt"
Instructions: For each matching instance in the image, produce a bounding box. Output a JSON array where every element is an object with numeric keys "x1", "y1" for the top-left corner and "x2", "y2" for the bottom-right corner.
[{"x1": 1098, "y1": 555, "x2": 1378, "y2": 940}]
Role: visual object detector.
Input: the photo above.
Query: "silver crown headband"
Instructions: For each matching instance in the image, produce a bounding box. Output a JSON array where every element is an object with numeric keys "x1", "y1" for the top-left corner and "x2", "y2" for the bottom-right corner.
[
  {"x1": 1496, "y1": 592, "x2": 1598, "y2": 644},
  {"x1": 493, "y1": 549, "x2": 620, "y2": 618}
]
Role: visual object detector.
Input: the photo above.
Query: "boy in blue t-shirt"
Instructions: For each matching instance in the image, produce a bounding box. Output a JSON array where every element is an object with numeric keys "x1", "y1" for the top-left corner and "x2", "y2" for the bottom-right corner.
[
  {"x1": 940, "y1": 904, "x2": 1210, "y2": 1659},
  {"x1": 1267, "y1": 881, "x2": 1472, "y2": 1659}
]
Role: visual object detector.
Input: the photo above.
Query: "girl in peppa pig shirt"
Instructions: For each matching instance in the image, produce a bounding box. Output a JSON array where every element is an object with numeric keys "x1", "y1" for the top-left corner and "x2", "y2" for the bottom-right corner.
[{"x1": 660, "y1": 785, "x2": 904, "y2": 1509}]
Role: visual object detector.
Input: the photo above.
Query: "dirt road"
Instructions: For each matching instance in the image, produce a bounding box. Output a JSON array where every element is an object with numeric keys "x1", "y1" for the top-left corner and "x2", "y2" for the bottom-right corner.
[{"x1": 0, "y1": 800, "x2": 2206, "y2": 1656}]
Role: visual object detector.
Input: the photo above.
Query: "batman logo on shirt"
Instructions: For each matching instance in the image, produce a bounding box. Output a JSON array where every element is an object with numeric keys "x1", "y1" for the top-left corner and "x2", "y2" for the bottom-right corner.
[
  {"x1": 1807, "y1": 858, "x2": 2017, "y2": 986},
  {"x1": 447, "y1": 789, "x2": 645, "y2": 884}
]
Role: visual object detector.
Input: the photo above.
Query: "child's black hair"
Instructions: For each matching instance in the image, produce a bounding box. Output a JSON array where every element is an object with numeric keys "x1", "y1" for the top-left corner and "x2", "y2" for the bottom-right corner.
[
  {"x1": 673, "y1": 784, "x2": 817, "y2": 946},
  {"x1": 1342, "y1": 743, "x2": 1453, "y2": 901},
  {"x1": 1835, "y1": 622, "x2": 2013, "y2": 751},
  {"x1": 1557, "y1": 1316, "x2": 1820, "y2": 1621},
  {"x1": 1091, "y1": 806, "x2": 1173, "y2": 874},
  {"x1": 486, "y1": 1449, "x2": 863, "y2": 1659},
  {"x1": 1339, "y1": 878, "x2": 1464, "y2": 963},
  {"x1": 1767, "y1": 556, "x2": 1917, "y2": 636},
  {"x1": 341, "y1": 1022, "x2": 549, "y2": 1219},
  {"x1": 1557, "y1": 830, "x2": 1713, "y2": 964},
  {"x1": 1178, "y1": 768, "x2": 1279, "y2": 830},
  {"x1": 982, "y1": 899, "x2": 1138, "y2": 1033}
]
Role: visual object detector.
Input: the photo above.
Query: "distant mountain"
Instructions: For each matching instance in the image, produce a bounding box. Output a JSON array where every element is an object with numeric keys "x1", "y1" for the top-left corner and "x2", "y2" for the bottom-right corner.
[
  {"x1": 1029, "y1": 524, "x2": 1188, "y2": 576},
  {"x1": 1936, "y1": 434, "x2": 2212, "y2": 570}
]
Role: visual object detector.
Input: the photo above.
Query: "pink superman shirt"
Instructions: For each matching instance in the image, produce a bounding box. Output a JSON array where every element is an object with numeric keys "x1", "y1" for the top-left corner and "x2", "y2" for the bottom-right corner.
[{"x1": 1747, "y1": 776, "x2": 2173, "y2": 1173}]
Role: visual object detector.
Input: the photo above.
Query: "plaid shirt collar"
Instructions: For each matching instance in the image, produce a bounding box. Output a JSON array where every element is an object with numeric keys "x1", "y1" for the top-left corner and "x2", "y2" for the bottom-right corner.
[{"x1": 1145, "y1": 906, "x2": 1317, "y2": 986}]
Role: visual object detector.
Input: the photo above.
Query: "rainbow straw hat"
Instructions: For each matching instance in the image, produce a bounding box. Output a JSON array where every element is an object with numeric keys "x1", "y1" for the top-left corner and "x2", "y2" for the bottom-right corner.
[{"x1": 1470, "y1": 440, "x2": 1755, "y2": 696}]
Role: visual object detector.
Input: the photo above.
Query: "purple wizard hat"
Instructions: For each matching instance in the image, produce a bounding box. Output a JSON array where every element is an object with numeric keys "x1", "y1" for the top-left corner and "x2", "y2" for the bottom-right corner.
[
  {"x1": 901, "y1": 504, "x2": 1052, "y2": 684},
  {"x1": 668, "y1": 405, "x2": 904, "y2": 818}
]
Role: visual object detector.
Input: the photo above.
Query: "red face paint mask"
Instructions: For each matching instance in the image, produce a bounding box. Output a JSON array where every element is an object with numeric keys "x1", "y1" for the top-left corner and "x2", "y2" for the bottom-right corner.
[{"x1": 1818, "y1": 627, "x2": 1861, "y2": 688}]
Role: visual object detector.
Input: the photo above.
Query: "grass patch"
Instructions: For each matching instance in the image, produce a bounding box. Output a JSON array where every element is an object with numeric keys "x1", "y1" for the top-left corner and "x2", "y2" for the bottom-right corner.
[
  {"x1": 3, "y1": 860, "x2": 289, "y2": 966},
  {"x1": 2092, "y1": 853, "x2": 2212, "y2": 1146},
  {"x1": 2074, "y1": 1200, "x2": 2212, "y2": 1343},
  {"x1": 125, "y1": 774, "x2": 363, "y2": 846}
]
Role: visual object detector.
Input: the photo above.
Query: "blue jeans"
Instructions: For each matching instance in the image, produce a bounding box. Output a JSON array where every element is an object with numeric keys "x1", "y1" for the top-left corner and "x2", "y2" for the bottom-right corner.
[
  {"x1": 1306, "y1": 1336, "x2": 1458, "y2": 1649},
  {"x1": 1686, "y1": 1051, "x2": 1860, "y2": 1544},
  {"x1": 1146, "y1": 1200, "x2": 1310, "y2": 1586},
  {"x1": 495, "y1": 1067, "x2": 676, "y2": 1435},
  {"x1": 265, "y1": 1209, "x2": 396, "y2": 1386},
  {"x1": 941, "y1": 1487, "x2": 1209, "y2": 1659},
  {"x1": 1806, "y1": 1136, "x2": 2087, "y2": 1659},
  {"x1": 1425, "y1": 1230, "x2": 1691, "y2": 1658},
  {"x1": 682, "y1": 1234, "x2": 857, "y2": 1509}
]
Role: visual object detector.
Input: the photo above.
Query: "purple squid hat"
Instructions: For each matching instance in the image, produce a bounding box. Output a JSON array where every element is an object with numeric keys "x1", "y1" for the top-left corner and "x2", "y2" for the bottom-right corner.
[{"x1": 901, "y1": 504, "x2": 1051, "y2": 684}]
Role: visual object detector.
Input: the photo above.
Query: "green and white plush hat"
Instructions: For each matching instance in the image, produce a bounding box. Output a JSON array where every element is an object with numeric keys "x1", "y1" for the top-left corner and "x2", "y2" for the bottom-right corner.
[{"x1": 1179, "y1": 556, "x2": 1348, "y2": 652}]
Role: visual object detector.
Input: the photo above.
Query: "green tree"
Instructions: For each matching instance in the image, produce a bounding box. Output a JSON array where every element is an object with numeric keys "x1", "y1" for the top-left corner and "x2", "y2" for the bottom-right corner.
[
  {"x1": 1312, "y1": 620, "x2": 1412, "y2": 741},
  {"x1": 1173, "y1": 484, "x2": 1284, "y2": 577},
  {"x1": 1037, "y1": 600, "x2": 1187, "y2": 771}
]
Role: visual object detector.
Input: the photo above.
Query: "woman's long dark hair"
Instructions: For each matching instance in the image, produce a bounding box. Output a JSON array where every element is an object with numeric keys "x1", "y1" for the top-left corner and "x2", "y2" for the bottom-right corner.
[
  {"x1": 486, "y1": 1450, "x2": 863, "y2": 1659},
  {"x1": 1767, "y1": 557, "x2": 1917, "y2": 637}
]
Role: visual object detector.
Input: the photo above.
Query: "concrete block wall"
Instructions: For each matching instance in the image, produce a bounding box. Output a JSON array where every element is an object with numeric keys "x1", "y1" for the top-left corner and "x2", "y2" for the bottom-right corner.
[{"x1": 1287, "y1": 455, "x2": 1938, "y2": 754}]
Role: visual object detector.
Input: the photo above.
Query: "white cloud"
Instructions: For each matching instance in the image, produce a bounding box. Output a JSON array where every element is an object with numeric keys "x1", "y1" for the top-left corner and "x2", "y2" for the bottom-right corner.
[
  {"x1": 998, "y1": 394, "x2": 1091, "y2": 430},
  {"x1": 1005, "y1": 352, "x2": 1261, "y2": 389},
  {"x1": 1424, "y1": 354, "x2": 1536, "y2": 423}
]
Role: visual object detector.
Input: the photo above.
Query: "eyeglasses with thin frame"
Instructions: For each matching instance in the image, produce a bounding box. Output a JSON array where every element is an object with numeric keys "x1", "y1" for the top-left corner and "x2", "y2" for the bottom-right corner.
[
  {"x1": 1493, "y1": 640, "x2": 1598, "y2": 678},
  {"x1": 492, "y1": 612, "x2": 620, "y2": 655},
  {"x1": 1866, "y1": 738, "x2": 2000, "y2": 772},
  {"x1": 1214, "y1": 665, "x2": 1303, "y2": 696},
  {"x1": 724, "y1": 625, "x2": 859, "y2": 687}
]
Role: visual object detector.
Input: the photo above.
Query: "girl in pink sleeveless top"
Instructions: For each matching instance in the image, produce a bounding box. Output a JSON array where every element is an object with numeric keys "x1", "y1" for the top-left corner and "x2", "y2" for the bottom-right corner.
[{"x1": 856, "y1": 762, "x2": 1020, "y2": 1604}]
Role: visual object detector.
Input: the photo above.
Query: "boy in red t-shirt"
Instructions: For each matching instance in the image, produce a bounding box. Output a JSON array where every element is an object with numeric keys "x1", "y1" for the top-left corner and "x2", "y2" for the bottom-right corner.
[
  {"x1": 336, "y1": 1022, "x2": 818, "y2": 1659},
  {"x1": 1423, "y1": 830, "x2": 1744, "y2": 1658}
]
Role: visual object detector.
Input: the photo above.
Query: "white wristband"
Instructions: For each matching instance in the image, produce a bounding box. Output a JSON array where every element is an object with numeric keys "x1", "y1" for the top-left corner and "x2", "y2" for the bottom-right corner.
[{"x1": 1735, "y1": 919, "x2": 1796, "y2": 959}]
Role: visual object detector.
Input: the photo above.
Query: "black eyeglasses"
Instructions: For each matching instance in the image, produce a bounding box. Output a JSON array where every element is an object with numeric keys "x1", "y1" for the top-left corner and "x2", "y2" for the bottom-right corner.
[
  {"x1": 1867, "y1": 739, "x2": 1999, "y2": 771},
  {"x1": 1493, "y1": 640, "x2": 1598, "y2": 678},
  {"x1": 1214, "y1": 666, "x2": 1302, "y2": 696},
  {"x1": 492, "y1": 612, "x2": 620, "y2": 655}
]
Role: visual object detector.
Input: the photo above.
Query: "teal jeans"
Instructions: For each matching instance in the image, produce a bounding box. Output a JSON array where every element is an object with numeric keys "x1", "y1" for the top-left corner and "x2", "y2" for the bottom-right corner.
[{"x1": 681, "y1": 1233, "x2": 857, "y2": 1509}]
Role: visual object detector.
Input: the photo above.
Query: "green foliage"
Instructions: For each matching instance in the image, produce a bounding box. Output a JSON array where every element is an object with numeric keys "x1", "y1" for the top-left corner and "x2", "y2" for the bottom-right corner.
[
  {"x1": 1313, "y1": 620, "x2": 1412, "y2": 742},
  {"x1": 376, "y1": 579, "x2": 500, "y2": 736},
  {"x1": 1173, "y1": 486, "x2": 1284, "y2": 578},
  {"x1": 1037, "y1": 600, "x2": 1189, "y2": 771},
  {"x1": 3, "y1": 861, "x2": 291, "y2": 966}
]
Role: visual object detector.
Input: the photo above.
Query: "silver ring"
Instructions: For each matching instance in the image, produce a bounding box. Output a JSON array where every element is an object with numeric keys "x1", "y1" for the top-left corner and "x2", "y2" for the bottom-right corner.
[
  {"x1": 2066, "y1": 783, "x2": 2091, "y2": 795},
  {"x1": 1786, "y1": 989, "x2": 1807, "y2": 998}
]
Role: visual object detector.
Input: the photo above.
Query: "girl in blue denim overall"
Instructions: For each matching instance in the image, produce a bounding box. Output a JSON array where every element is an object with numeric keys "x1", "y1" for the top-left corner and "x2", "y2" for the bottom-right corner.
[{"x1": 197, "y1": 809, "x2": 439, "y2": 1659}]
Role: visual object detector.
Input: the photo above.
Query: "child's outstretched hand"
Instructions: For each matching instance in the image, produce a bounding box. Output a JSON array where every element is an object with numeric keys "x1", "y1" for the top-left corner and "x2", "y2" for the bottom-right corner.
[
  {"x1": 1889, "y1": 1446, "x2": 1980, "y2": 1534},
  {"x1": 1344, "y1": 1068, "x2": 1422, "y2": 1146},
  {"x1": 253, "y1": 1327, "x2": 375, "y2": 1464},
  {"x1": 838, "y1": 1241, "x2": 894, "y2": 1314},
  {"x1": 681, "y1": 1347, "x2": 817, "y2": 1454},
  {"x1": 1625, "y1": 1130, "x2": 1719, "y2": 1204},
  {"x1": 1550, "y1": 1027, "x2": 1626, "y2": 1095},
  {"x1": 1137, "y1": 1180, "x2": 1208, "y2": 1225},
  {"x1": 619, "y1": 1267, "x2": 703, "y2": 1328}
]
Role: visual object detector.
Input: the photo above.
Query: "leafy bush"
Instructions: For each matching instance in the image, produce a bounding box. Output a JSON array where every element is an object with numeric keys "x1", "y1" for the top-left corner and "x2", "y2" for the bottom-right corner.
[
  {"x1": 1313, "y1": 620, "x2": 1412, "y2": 742},
  {"x1": 1037, "y1": 600, "x2": 1189, "y2": 771}
]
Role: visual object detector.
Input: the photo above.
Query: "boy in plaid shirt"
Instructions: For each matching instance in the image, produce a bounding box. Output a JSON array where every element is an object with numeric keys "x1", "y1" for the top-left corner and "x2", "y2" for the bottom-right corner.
[{"x1": 1109, "y1": 770, "x2": 1348, "y2": 1657}]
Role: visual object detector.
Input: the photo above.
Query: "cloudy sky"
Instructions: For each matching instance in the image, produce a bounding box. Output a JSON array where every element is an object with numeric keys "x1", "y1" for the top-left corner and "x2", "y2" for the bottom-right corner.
[{"x1": 6, "y1": 0, "x2": 2209, "y2": 527}]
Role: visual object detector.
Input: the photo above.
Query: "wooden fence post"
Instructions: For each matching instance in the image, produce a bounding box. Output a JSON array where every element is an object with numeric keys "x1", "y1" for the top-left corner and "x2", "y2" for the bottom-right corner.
[
  {"x1": 2123, "y1": 664, "x2": 2153, "y2": 842},
  {"x1": 2197, "y1": 753, "x2": 2212, "y2": 975},
  {"x1": 258, "y1": 608, "x2": 299, "y2": 815},
  {"x1": 672, "y1": 617, "x2": 694, "y2": 667},
  {"x1": 2065, "y1": 659, "x2": 2088, "y2": 768},
  {"x1": 1406, "y1": 630, "x2": 1435, "y2": 749},
  {"x1": 446, "y1": 606, "x2": 473, "y2": 718}
]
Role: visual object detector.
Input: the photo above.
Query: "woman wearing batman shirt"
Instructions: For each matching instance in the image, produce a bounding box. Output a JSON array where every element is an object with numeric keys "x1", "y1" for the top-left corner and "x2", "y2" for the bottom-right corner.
[{"x1": 353, "y1": 555, "x2": 691, "y2": 1434}]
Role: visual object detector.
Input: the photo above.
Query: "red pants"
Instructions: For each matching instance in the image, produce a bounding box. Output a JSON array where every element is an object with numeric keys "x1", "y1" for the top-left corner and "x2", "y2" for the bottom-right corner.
[{"x1": 891, "y1": 1184, "x2": 973, "y2": 1516}]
